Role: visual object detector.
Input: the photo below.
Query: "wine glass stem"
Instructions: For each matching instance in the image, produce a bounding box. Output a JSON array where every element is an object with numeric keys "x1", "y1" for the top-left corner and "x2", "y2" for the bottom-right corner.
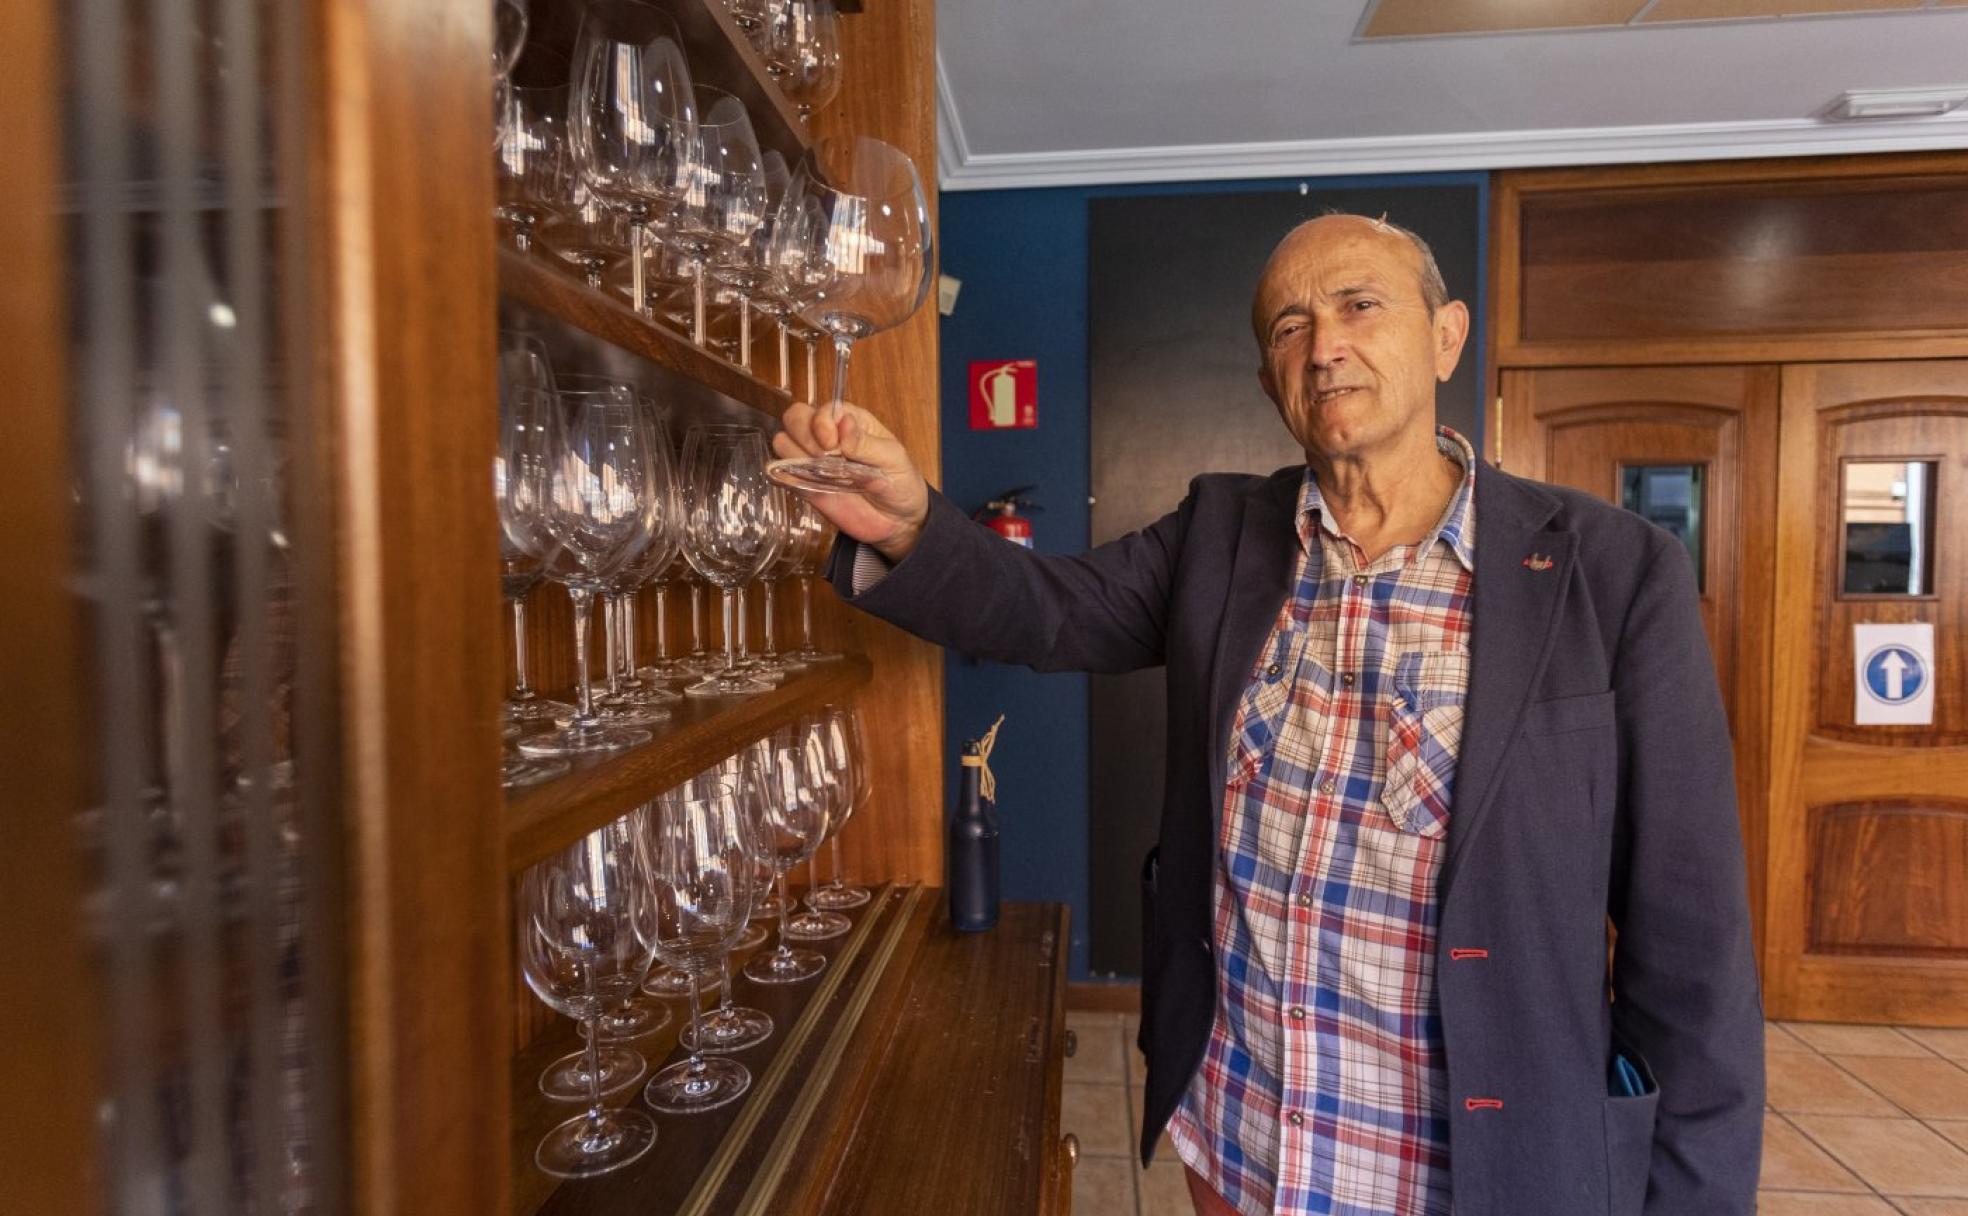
[
  {"x1": 804, "y1": 338, "x2": 818, "y2": 402},
  {"x1": 776, "y1": 322, "x2": 791, "y2": 392},
  {"x1": 631, "y1": 224, "x2": 649, "y2": 317},
  {"x1": 569, "y1": 586, "x2": 597, "y2": 720},
  {"x1": 808, "y1": 856, "x2": 822, "y2": 900},
  {"x1": 829, "y1": 335, "x2": 852, "y2": 416},
  {"x1": 692, "y1": 262, "x2": 708, "y2": 346},
  {"x1": 690, "y1": 585, "x2": 707, "y2": 656},
  {"x1": 720, "y1": 953, "x2": 736, "y2": 1016},
  {"x1": 720, "y1": 587, "x2": 741, "y2": 676},
  {"x1": 512, "y1": 597, "x2": 534, "y2": 698},
  {"x1": 620, "y1": 594, "x2": 640, "y2": 677},
  {"x1": 738, "y1": 296, "x2": 753, "y2": 370},
  {"x1": 830, "y1": 836, "x2": 846, "y2": 889},
  {"x1": 653, "y1": 584, "x2": 673, "y2": 662},
  {"x1": 775, "y1": 868, "x2": 792, "y2": 957},
  {"x1": 761, "y1": 581, "x2": 779, "y2": 657},
  {"x1": 685, "y1": 971, "x2": 708, "y2": 1075},
  {"x1": 580, "y1": 1012, "x2": 606, "y2": 1118},
  {"x1": 603, "y1": 596, "x2": 624, "y2": 696},
  {"x1": 799, "y1": 578, "x2": 817, "y2": 652}
]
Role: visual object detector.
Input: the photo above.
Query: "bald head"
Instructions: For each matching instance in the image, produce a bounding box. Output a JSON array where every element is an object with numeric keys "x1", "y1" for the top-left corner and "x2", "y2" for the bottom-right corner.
[{"x1": 1250, "y1": 214, "x2": 1450, "y2": 344}]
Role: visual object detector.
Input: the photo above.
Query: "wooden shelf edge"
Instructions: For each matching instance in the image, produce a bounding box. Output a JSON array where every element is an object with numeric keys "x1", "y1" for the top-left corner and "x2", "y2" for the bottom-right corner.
[
  {"x1": 671, "y1": 0, "x2": 812, "y2": 164},
  {"x1": 498, "y1": 247, "x2": 795, "y2": 415},
  {"x1": 506, "y1": 655, "x2": 872, "y2": 873}
]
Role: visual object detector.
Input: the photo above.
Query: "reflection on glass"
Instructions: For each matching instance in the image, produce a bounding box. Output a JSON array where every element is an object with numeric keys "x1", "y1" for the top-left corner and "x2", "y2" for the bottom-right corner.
[
  {"x1": 1842, "y1": 460, "x2": 1937, "y2": 596},
  {"x1": 1621, "y1": 464, "x2": 1706, "y2": 592}
]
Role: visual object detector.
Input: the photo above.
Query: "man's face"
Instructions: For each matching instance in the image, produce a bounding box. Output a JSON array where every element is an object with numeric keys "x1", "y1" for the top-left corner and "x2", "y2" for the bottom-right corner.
[{"x1": 1252, "y1": 218, "x2": 1469, "y2": 464}]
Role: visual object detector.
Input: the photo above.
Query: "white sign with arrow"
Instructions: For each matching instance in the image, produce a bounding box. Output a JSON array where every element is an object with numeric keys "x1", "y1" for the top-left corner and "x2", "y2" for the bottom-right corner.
[{"x1": 1853, "y1": 622, "x2": 1936, "y2": 727}]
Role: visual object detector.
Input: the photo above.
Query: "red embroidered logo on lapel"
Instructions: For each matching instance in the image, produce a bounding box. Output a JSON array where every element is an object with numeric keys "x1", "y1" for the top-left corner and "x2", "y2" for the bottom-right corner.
[{"x1": 1521, "y1": 554, "x2": 1554, "y2": 572}]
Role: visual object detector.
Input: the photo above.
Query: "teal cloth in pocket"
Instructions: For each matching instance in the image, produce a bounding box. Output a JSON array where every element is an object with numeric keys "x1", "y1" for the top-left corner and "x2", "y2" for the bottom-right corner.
[{"x1": 1611, "y1": 1051, "x2": 1651, "y2": 1098}]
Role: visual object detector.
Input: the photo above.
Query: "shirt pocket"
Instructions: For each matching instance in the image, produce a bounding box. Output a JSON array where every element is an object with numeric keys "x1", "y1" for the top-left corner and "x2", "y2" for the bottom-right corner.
[
  {"x1": 1227, "y1": 628, "x2": 1309, "y2": 788},
  {"x1": 1381, "y1": 649, "x2": 1468, "y2": 838}
]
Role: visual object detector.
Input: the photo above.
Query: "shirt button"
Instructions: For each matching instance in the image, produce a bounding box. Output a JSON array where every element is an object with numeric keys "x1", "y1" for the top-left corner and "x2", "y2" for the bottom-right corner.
[
  {"x1": 1340, "y1": 672, "x2": 1355, "y2": 687},
  {"x1": 1297, "y1": 893, "x2": 1314, "y2": 908},
  {"x1": 1287, "y1": 1111, "x2": 1305, "y2": 1127},
  {"x1": 1352, "y1": 574, "x2": 1369, "y2": 589},
  {"x1": 1289, "y1": 1007, "x2": 1307, "y2": 1022},
  {"x1": 1265, "y1": 662, "x2": 1282, "y2": 679},
  {"x1": 1318, "y1": 778, "x2": 1336, "y2": 795}
]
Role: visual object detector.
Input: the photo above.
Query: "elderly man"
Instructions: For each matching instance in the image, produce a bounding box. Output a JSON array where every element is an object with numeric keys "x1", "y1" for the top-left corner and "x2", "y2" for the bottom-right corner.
[{"x1": 773, "y1": 213, "x2": 1764, "y2": 1216}]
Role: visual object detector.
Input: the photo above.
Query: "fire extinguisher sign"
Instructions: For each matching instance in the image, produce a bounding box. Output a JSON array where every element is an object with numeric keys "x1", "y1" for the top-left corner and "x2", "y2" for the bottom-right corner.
[{"x1": 968, "y1": 360, "x2": 1038, "y2": 430}]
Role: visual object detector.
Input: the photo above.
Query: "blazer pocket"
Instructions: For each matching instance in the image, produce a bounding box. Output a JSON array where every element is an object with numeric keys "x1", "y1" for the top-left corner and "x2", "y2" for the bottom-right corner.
[
  {"x1": 1603, "y1": 1039, "x2": 1660, "y2": 1216},
  {"x1": 1525, "y1": 690, "x2": 1616, "y2": 736},
  {"x1": 1382, "y1": 651, "x2": 1467, "y2": 838}
]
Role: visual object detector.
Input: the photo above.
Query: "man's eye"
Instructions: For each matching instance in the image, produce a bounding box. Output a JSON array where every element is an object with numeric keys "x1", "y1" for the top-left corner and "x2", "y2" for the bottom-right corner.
[
  {"x1": 1272, "y1": 323, "x2": 1305, "y2": 343},
  {"x1": 1350, "y1": 299, "x2": 1378, "y2": 313}
]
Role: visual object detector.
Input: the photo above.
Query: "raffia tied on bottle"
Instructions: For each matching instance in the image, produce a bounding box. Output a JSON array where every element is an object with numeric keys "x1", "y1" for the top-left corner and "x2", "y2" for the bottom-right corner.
[{"x1": 959, "y1": 714, "x2": 1006, "y2": 804}]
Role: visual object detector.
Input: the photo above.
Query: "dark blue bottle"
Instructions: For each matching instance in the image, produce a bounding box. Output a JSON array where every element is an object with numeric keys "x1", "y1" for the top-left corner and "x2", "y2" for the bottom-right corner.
[{"x1": 948, "y1": 740, "x2": 1000, "y2": 932}]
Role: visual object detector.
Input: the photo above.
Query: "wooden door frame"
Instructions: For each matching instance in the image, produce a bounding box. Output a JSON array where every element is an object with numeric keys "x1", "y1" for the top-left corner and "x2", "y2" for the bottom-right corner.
[
  {"x1": 314, "y1": 0, "x2": 512, "y2": 1209},
  {"x1": 1765, "y1": 361, "x2": 1968, "y2": 1024},
  {"x1": 0, "y1": 0, "x2": 101, "y2": 1209}
]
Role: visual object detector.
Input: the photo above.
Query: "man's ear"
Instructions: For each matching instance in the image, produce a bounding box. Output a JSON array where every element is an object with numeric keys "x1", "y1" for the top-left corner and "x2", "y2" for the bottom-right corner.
[{"x1": 1433, "y1": 300, "x2": 1471, "y2": 382}]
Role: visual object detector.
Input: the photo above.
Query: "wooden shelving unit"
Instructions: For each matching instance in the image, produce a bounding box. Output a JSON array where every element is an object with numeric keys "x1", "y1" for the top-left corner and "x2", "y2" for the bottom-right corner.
[
  {"x1": 507, "y1": 657, "x2": 873, "y2": 873},
  {"x1": 499, "y1": 248, "x2": 794, "y2": 416}
]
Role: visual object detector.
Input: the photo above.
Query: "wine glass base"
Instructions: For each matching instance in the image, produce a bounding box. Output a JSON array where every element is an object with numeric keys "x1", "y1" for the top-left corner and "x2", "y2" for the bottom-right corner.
[
  {"x1": 635, "y1": 661, "x2": 695, "y2": 683},
  {"x1": 644, "y1": 1056, "x2": 751, "y2": 1115},
  {"x1": 518, "y1": 722, "x2": 652, "y2": 756},
  {"x1": 503, "y1": 752, "x2": 571, "y2": 790},
  {"x1": 535, "y1": 1108, "x2": 658, "y2": 1179},
  {"x1": 615, "y1": 680, "x2": 683, "y2": 704},
  {"x1": 734, "y1": 662, "x2": 785, "y2": 686},
  {"x1": 765, "y1": 453, "x2": 888, "y2": 496},
  {"x1": 786, "y1": 647, "x2": 844, "y2": 664},
  {"x1": 590, "y1": 700, "x2": 672, "y2": 727},
  {"x1": 583, "y1": 996, "x2": 675, "y2": 1043},
  {"x1": 507, "y1": 696, "x2": 577, "y2": 723},
  {"x1": 678, "y1": 1006, "x2": 774, "y2": 1055},
  {"x1": 684, "y1": 672, "x2": 775, "y2": 698},
  {"x1": 743, "y1": 947, "x2": 827, "y2": 984},
  {"x1": 734, "y1": 922, "x2": 769, "y2": 951},
  {"x1": 539, "y1": 1045, "x2": 647, "y2": 1102},
  {"x1": 806, "y1": 884, "x2": 872, "y2": 910},
  {"x1": 783, "y1": 910, "x2": 851, "y2": 941},
  {"x1": 643, "y1": 966, "x2": 721, "y2": 999}
]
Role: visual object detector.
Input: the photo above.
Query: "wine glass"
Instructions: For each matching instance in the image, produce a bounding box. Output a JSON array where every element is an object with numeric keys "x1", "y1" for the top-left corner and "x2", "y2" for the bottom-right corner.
[
  {"x1": 747, "y1": 484, "x2": 805, "y2": 679},
  {"x1": 520, "y1": 384, "x2": 661, "y2": 756},
  {"x1": 741, "y1": 727, "x2": 833, "y2": 983},
  {"x1": 519, "y1": 818, "x2": 660, "y2": 1176},
  {"x1": 807, "y1": 704, "x2": 872, "y2": 908},
  {"x1": 782, "y1": 712, "x2": 851, "y2": 940},
  {"x1": 498, "y1": 340, "x2": 578, "y2": 726},
  {"x1": 766, "y1": 0, "x2": 842, "y2": 124},
  {"x1": 679, "y1": 426, "x2": 781, "y2": 698},
  {"x1": 709, "y1": 150, "x2": 789, "y2": 375},
  {"x1": 726, "y1": 0, "x2": 772, "y2": 37},
  {"x1": 784, "y1": 493, "x2": 841, "y2": 664},
  {"x1": 677, "y1": 754, "x2": 776, "y2": 1054},
  {"x1": 494, "y1": 0, "x2": 530, "y2": 81},
  {"x1": 539, "y1": 179, "x2": 634, "y2": 289},
  {"x1": 637, "y1": 776, "x2": 755, "y2": 1113},
  {"x1": 494, "y1": 69, "x2": 572, "y2": 253},
  {"x1": 669, "y1": 86, "x2": 768, "y2": 348},
  {"x1": 764, "y1": 136, "x2": 932, "y2": 495},
  {"x1": 569, "y1": 0, "x2": 694, "y2": 316},
  {"x1": 636, "y1": 552, "x2": 694, "y2": 683}
]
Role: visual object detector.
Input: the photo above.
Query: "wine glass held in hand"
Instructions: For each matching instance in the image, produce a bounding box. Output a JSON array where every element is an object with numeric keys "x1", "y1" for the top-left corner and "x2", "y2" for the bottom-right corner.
[
  {"x1": 764, "y1": 136, "x2": 932, "y2": 498},
  {"x1": 519, "y1": 819, "x2": 661, "y2": 1176}
]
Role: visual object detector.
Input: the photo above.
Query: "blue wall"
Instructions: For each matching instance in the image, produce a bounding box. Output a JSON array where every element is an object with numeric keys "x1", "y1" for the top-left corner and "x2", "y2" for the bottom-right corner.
[{"x1": 936, "y1": 173, "x2": 1489, "y2": 981}]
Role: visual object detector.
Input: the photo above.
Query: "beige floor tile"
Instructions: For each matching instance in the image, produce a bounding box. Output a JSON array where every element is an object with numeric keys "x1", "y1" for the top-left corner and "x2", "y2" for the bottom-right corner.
[
  {"x1": 1833, "y1": 1057, "x2": 1968, "y2": 1120},
  {"x1": 1064, "y1": 1081, "x2": 1136, "y2": 1158},
  {"x1": 1791, "y1": 1024, "x2": 1938, "y2": 1058},
  {"x1": 1791, "y1": 1115, "x2": 1968, "y2": 1197},
  {"x1": 1770, "y1": 1022, "x2": 1818, "y2": 1053},
  {"x1": 1905, "y1": 1029, "x2": 1968, "y2": 1062},
  {"x1": 1770, "y1": 1051, "x2": 1902, "y2": 1116},
  {"x1": 1067, "y1": 1017, "x2": 1129, "y2": 1086},
  {"x1": 1754, "y1": 1195, "x2": 1897, "y2": 1214},
  {"x1": 1136, "y1": 1157, "x2": 1196, "y2": 1216},
  {"x1": 1762, "y1": 1113, "x2": 1870, "y2": 1192},
  {"x1": 1933, "y1": 1121, "x2": 1968, "y2": 1154},
  {"x1": 1892, "y1": 1200, "x2": 1968, "y2": 1214},
  {"x1": 1755, "y1": 1196, "x2": 1889, "y2": 1212},
  {"x1": 1071, "y1": 1153, "x2": 1138, "y2": 1216},
  {"x1": 1070, "y1": 1010, "x2": 1127, "y2": 1034}
]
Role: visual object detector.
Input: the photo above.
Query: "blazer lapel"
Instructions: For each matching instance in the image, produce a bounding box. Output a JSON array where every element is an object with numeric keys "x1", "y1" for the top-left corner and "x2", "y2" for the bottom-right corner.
[
  {"x1": 1204, "y1": 468, "x2": 1301, "y2": 811},
  {"x1": 1442, "y1": 463, "x2": 1576, "y2": 890}
]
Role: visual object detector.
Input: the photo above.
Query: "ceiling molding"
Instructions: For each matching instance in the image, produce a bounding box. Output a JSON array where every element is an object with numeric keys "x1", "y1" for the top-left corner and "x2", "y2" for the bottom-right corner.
[{"x1": 935, "y1": 75, "x2": 1968, "y2": 192}]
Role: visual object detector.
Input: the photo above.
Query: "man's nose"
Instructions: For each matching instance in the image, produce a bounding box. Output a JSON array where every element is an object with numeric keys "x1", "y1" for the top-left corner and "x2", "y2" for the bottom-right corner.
[{"x1": 1308, "y1": 324, "x2": 1346, "y2": 369}]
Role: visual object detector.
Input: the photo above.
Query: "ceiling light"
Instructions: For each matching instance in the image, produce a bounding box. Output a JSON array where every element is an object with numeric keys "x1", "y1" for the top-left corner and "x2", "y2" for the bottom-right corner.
[{"x1": 1820, "y1": 88, "x2": 1968, "y2": 123}]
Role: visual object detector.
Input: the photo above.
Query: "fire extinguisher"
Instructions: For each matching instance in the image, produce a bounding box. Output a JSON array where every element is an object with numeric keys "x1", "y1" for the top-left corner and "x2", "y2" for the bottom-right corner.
[{"x1": 974, "y1": 486, "x2": 1040, "y2": 549}]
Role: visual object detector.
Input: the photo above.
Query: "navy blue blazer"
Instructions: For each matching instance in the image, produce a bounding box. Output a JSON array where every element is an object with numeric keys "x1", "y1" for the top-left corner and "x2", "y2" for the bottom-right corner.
[{"x1": 830, "y1": 459, "x2": 1765, "y2": 1216}]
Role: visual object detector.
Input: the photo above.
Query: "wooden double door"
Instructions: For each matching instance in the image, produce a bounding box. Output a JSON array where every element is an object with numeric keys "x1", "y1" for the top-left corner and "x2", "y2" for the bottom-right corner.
[{"x1": 1504, "y1": 362, "x2": 1968, "y2": 1026}]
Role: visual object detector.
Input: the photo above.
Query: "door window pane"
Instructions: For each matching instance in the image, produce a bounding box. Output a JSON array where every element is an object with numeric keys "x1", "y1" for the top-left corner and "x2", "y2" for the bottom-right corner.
[
  {"x1": 1842, "y1": 460, "x2": 1938, "y2": 596},
  {"x1": 1621, "y1": 464, "x2": 1706, "y2": 591}
]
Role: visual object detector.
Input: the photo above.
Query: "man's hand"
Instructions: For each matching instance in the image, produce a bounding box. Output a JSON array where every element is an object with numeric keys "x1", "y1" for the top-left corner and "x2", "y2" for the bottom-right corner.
[{"x1": 773, "y1": 401, "x2": 931, "y2": 563}]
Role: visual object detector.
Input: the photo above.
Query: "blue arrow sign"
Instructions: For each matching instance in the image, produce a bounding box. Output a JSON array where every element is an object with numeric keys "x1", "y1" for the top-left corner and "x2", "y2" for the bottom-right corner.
[{"x1": 1862, "y1": 644, "x2": 1926, "y2": 705}]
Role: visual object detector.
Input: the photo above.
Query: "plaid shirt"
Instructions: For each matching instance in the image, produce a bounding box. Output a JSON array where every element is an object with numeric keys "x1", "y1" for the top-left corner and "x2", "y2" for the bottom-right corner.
[{"x1": 1169, "y1": 428, "x2": 1477, "y2": 1216}]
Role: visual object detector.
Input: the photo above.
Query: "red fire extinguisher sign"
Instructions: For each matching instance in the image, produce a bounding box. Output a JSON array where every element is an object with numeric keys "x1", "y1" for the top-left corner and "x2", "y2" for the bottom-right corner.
[{"x1": 968, "y1": 360, "x2": 1037, "y2": 430}]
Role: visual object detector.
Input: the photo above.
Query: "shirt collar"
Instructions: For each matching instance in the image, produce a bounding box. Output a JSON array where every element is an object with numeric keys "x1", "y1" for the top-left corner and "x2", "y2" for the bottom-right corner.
[{"x1": 1297, "y1": 425, "x2": 1478, "y2": 572}]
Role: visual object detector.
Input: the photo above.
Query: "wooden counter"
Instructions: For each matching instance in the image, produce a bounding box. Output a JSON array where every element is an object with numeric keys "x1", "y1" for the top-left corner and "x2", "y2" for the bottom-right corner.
[{"x1": 516, "y1": 890, "x2": 1073, "y2": 1216}]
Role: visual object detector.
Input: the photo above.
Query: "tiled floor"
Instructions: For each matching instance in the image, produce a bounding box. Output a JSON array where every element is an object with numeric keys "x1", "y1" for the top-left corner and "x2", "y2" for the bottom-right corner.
[{"x1": 1063, "y1": 1012, "x2": 1968, "y2": 1216}]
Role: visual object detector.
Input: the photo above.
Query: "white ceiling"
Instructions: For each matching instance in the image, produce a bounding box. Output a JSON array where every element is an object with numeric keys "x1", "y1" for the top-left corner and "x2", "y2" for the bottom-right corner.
[{"x1": 934, "y1": 1, "x2": 1968, "y2": 189}]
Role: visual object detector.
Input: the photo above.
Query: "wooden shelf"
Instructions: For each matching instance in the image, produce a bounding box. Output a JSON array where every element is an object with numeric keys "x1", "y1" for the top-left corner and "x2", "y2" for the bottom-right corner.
[
  {"x1": 506, "y1": 656, "x2": 873, "y2": 873},
  {"x1": 499, "y1": 248, "x2": 794, "y2": 415}
]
